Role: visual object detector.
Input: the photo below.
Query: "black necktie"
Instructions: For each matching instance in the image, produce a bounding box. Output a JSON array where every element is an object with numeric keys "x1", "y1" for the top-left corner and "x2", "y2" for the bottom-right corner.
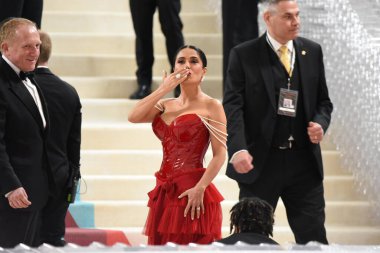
[{"x1": 19, "y1": 71, "x2": 34, "y2": 81}]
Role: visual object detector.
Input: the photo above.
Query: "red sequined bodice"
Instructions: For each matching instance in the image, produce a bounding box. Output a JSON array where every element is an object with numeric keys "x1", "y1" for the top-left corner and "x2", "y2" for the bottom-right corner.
[{"x1": 152, "y1": 114, "x2": 210, "y2": 179}]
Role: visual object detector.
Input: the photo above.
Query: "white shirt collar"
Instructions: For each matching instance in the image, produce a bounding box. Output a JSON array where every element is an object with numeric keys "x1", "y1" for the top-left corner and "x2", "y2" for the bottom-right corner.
[
  {"x1": 266, "y1": 32, "x2": 294, "y2": 53},
  {"x1": 2, "y1": 55, "x2": 23, "y2": 76}
]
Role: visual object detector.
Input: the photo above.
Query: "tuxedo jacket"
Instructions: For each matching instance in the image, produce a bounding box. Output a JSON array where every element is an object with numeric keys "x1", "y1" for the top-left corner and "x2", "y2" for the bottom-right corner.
[
  {"x1": 223, "y1": 34, "x2": 333, "y2": 184},
  {"x1": 0, "y1": 58, "x2": 50, "y2": 211},
  {"x1": 34, "y1": 67, "x2": 81, "y2": 191}
]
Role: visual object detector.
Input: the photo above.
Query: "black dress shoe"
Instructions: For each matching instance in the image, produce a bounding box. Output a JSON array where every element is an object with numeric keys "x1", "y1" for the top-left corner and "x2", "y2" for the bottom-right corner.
[
  {"x1": 129, "y1": 85, "x2": 151, "y2": 99},
  {"x1": 174, "y1": 86, "x2": 181, "y2": 98}
]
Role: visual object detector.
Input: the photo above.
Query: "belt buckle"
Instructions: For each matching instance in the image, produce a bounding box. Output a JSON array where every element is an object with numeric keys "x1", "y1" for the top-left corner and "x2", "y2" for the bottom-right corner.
[{"x1": 279, "y1": 140, "x2": 293, "y2": 150}]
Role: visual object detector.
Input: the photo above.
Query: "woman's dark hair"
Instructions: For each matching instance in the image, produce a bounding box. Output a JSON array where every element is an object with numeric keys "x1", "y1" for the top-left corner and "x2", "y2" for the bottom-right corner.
[
  {"x1": 229, "y1": 197, "x2": 275, "y2": 237},
  {"x1": 173, "y1": 45, "x2": 207, "y2": 68}
]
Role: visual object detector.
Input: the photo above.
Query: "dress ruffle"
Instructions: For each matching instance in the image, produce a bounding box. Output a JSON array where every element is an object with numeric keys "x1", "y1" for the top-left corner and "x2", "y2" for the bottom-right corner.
[{"x1": 143, "y1": 168, "x2": 224, "y2": 245}]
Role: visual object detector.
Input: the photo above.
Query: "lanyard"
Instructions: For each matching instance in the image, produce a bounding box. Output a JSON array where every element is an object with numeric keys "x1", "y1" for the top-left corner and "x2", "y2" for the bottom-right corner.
[{"x1": 266, "y1": 35, "x2": 296, "y2": 89}]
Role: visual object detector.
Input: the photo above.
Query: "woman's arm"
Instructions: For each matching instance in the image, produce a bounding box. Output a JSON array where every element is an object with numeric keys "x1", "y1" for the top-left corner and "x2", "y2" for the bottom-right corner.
[{"x1": 128, "y1": 68, "x2": 189, "y2": 123}]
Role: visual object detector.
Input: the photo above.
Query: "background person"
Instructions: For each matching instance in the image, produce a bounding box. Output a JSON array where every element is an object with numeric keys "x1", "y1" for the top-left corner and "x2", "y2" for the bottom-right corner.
[
  {"x1": 218, "y1": 197, "x2": 279, "y2": 245},
  {"x1": 0, "y1": 0, "x2": 44, "y2": 28},
  {"x1": 129, "y1": 0, "x2": 184, "y2": 99},
  {"x1": 34, "y1": 30, "x2": 82, "y2": 247},
  {"x1": 222, "y1": 0, "x2": 260, "y2": 91},
  {"x1": 223, "y1": 0, "x2": 333, "y2": 244}
]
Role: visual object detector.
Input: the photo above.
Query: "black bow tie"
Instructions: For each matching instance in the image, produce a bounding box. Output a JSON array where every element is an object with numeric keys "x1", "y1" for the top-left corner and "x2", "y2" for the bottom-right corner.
[{"x1": 19, "y1": 71, "x2": 34, "y2": 81}]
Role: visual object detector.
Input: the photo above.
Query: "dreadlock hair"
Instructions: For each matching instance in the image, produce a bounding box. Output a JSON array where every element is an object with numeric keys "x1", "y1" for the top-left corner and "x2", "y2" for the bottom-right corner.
[{"x1": 229, "y1": 197, "x2": 275, "y2": 237}]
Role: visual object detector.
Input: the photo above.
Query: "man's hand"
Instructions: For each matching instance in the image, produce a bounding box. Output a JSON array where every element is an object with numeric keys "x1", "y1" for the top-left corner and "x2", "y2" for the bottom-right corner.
[
  {"x1": 231, "y1": 151, "x2": 254, "y2": 173},
  {"x1": 307, "y1": 121, "x2": 324, "y2": 144},
  {"x1": 7, "y1": 187, "x2": 31, "y2": 209}
]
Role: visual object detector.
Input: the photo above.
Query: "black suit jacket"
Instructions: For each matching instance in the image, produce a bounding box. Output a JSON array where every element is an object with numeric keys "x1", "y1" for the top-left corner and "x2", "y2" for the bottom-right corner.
[
  {"x1": 0, "y1": 58, "x2": 50, "y2": 211},
  {"x1": 223, "y1": 34, "x2": 333, "y2": 184},
  {"x1": 218, "y1": 232, "x2": 279, "y2": 245},
  {"x1": 34, "y1": 67, "x2": 81, "y2": 191}
]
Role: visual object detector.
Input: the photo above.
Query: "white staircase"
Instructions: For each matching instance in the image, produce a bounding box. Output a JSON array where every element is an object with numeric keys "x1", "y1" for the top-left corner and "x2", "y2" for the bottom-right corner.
[{"x1": 43, "y1": 0, "x2": 380, "y2": 246}]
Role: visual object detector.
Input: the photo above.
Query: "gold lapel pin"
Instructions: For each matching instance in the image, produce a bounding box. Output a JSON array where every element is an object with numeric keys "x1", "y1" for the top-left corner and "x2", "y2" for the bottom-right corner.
[{"x1": 302, "y1": 50, "x2": 307, "y2": 55}]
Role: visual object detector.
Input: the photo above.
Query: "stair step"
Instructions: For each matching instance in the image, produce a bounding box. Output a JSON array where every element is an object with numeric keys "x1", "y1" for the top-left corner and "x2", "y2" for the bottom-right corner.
[
  {"x1": 79, "y1": 175, "x2": 364, "y2": 201},
  {"x1": 82, "y1": 123, "x2": 336, "y2": 150},
  {"x1": 84, "y1": 200, "x2": 373, "y2": 228},
  {"x1": 82, "y1": 123, "x2": 160, "y2": 150},
  {"x1": 43, "y1": 12, "x2": 220, "y2": 34},
  {"x1": 50, "y1": 33, "x2": 222, "y2": 55},
  {"x1": 44, "y1": 0, "x2": 218, "y2": 13},
  {"x1": 81, "y1": 150, "x2": 348, "y2": 176},
  {"x1": 49, "y1": 54, "x2": 222, "y2": 77},
  {"x1": 67, "y1": 77, "x2": 223, "y2": 99},
  {"x1": 104, "y1": 225, "x2": 380, "y2": 245}
]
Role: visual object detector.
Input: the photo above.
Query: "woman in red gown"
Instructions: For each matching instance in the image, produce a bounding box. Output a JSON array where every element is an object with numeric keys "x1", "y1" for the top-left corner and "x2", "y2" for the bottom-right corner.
[{"x1": 128, "y1": 45, "x2": 227, "y2": 245}]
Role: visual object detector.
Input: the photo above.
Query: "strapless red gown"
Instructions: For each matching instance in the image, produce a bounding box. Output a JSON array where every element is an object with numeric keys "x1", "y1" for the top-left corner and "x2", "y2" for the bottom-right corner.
[{"x1": 143, "y1": 114, "x2": 224, "y2": 245}]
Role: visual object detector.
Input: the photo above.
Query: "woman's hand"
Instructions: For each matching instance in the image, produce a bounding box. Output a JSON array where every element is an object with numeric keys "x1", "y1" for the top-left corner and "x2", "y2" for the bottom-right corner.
[
  {"x1": 159, "y1": 68, "x2": 190, "y2": 92},
  {"x1": 178, "y1": 185, "x2": 205, "y2": 220}
]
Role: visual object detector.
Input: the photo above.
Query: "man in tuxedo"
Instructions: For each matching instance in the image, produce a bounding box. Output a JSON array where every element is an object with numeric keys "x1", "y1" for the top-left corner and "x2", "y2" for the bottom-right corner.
[
  {"x1": 223, "y1": 0, "x2": 333, "y2": 244},
  {"x1": 0, "y1": 18, "x2": 52, "y2": 248},
  {"x1": 218, "y1": 197, "x2": 278, "y2": 245},
  {"x1": 34, "y1": 30, "x2": 82, "y2": 246}
]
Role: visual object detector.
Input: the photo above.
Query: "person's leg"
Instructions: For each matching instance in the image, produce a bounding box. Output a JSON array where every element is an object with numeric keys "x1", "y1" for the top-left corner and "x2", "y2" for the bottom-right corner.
[
  {"x1": 222, "y1": 0, "x2": 239, "y2": 91},
  {"x1": 22, "y1": 0, "x2": 43, "y2": 28},
  {"x1": 234, "y1": 0, "x2": 259, "y2": 45},
  {"x1": 40, "y1": 193, "x2": 70, "y2": 246},
  {"x1": 281, "y1": 150, "x2": 328, "y2": 244},
  {"x1": 157, "y1": 0, "x2": 184, "y2": 97},
  {"x1": 222, "y1": 0, "x2": 260, "y2": 92},
  {"x1": 129, "y1": 0, "x2": 156, "y2": 99},
  {"x1": 238, "y1": 150, "x2": 285, "y2": 210},
  {"x1": 0, "y1": 210, "x2": 41, "y2": 248},
  {"x1": 0, "y1": 0, "x2": 24, "y2": 23}
]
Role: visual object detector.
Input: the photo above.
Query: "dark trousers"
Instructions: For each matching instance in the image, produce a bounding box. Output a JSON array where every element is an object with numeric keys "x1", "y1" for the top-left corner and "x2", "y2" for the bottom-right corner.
[
  {"x1": 0, "y1": 210, "x2": 41, "y2": 248},
  {"x1": 222, "y1": 0, "x2": 259, "y2": 91},
  {"x1": 40, "y1": 190, "x2": 70, "y2": 246},
  {"x1": 0, "y1": 0, "x2": 43, "y2": 28},
  {"x1": 238, "y1": 148, "x2": 328, "y2": 244},
  {"x1": 129, "y1": 0, "x2": 184, "y2": 87}
]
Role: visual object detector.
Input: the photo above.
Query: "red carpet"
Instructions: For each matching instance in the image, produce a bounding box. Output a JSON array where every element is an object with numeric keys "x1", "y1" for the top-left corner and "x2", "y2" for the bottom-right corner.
[
  {"x1": 65, "y1": 211, "x2": 131, "y2": 246},
  {"x1": 65, "y1": 227, "x2": 131, "y2": 246}
]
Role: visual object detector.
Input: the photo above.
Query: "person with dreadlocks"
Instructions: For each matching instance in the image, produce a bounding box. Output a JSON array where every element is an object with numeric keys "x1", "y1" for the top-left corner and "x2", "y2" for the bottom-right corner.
[{"x1": 218, "y1": 197, "x2": 279, "y2": 245}]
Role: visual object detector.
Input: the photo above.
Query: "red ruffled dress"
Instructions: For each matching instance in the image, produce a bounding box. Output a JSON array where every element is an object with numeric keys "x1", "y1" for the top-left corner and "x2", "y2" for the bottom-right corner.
[{"x1": 143, "y1": 113, "x2": 224, "y2": 245}]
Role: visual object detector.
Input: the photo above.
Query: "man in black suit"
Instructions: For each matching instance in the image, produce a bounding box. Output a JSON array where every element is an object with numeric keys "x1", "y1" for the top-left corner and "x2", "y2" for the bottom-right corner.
[
  {"x1": 223, "y1": 0, "x2": 333, "y2": 244},
  {"x1": 0, "y1": 18, "x2": 52, "y2": 248},
  {"x1": 129, "y1": 0, "x2": 184, "y2": 99},
  {"x1": 0, "y1": 0, "x2": 44, "y2": 28},
  {"x1": 218, "y1": 197, "x2": 279, "y2": 245},
  {"x1": 34, "y1": 30, "x2": 82, "y2": 247}
]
